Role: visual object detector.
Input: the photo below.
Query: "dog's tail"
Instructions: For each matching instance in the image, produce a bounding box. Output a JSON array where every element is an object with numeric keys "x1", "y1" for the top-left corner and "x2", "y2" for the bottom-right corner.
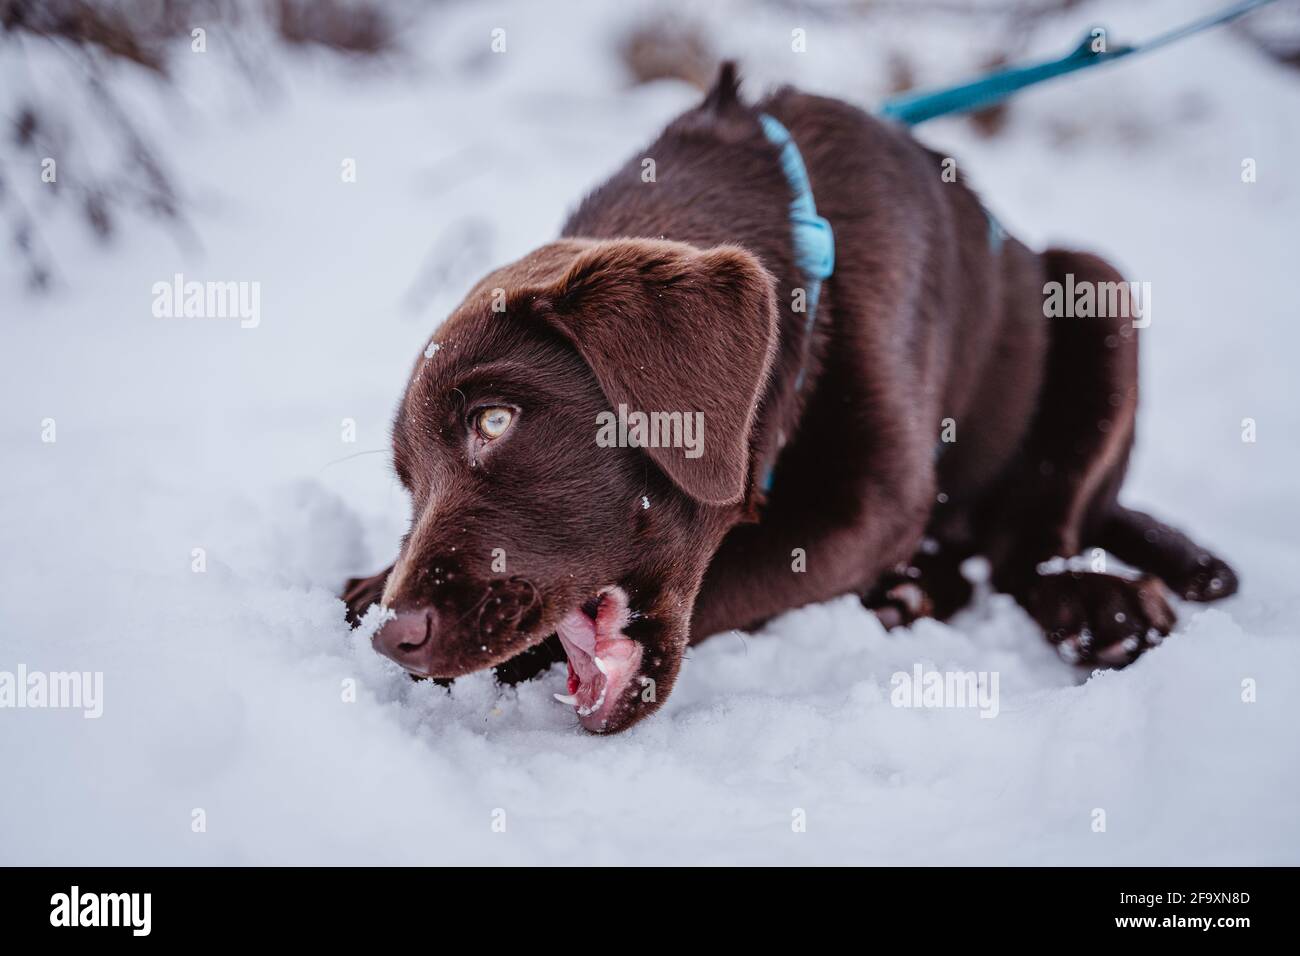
[{"x1": 701, "y1": 60, "x2": 742, "y2": 112}]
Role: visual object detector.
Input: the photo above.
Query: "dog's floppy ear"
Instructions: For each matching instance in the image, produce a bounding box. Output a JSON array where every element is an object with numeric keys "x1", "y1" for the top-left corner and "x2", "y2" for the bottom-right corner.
[{"x1": 534, "y1": 238, "x2": 778, "y2": 507}]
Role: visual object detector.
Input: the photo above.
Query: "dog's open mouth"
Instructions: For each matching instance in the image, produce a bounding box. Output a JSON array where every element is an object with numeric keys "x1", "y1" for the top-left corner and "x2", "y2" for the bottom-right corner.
[{"x1": 552, "y1": 585, "x2": 642, "y2": 732}]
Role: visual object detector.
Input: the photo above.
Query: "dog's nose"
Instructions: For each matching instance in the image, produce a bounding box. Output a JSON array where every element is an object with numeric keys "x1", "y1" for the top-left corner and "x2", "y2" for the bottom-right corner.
[{"x1": 372, "y1": 608, "x2": 437, "y2": 674}]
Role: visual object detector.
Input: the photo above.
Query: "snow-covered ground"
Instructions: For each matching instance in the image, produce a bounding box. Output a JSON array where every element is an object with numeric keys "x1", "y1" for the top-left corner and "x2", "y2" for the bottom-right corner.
[{"x1": 2, "y1": 0, "x2": 1298, "y2": 864}]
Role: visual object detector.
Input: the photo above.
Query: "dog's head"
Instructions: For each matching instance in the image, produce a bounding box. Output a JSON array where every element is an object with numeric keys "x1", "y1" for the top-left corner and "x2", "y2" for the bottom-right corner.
[{"x1": 372, "y1": 237, "x2": 778, "y2": 732}]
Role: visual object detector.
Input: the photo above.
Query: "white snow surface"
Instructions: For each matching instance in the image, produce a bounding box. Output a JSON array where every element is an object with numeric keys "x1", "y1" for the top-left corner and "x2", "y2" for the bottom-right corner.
[{"x1": 2, "y1": 0, "x2": 1298, "y2": 865}]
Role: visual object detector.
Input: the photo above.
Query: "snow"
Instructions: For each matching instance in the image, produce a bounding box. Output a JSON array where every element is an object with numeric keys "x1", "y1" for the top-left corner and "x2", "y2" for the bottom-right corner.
[{"x1": 2, "y1": 0, "x2": 1298, "y2": 864}]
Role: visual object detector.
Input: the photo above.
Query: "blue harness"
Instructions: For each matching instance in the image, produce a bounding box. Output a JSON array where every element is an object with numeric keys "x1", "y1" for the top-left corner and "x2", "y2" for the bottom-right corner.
[
  {"x1": 756, "y1": 114, "x2": 833, "y2": 495},
  {"x1": 758, "y1": 114, "x2": 835, "y2": 396},
  {"x1": 758, "y1": 116, "x2": 835, "y2": 328}
]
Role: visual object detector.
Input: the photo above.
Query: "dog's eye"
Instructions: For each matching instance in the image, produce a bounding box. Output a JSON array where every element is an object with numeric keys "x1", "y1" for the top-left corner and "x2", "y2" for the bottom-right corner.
[{"x1": 476, "y1": 406, "x2": 514, "y2": 440}]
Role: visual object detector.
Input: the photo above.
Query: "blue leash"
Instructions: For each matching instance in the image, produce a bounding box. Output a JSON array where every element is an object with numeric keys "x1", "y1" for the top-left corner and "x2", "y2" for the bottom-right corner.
[{"x1": 879, "y1": 0, "x2": 1277, "y2": 126}]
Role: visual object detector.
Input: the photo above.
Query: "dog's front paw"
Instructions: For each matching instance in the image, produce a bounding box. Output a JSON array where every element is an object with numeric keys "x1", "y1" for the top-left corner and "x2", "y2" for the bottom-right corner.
[
  {"x1": 1171, "y1": 553, "x2": 1239, "y2": 603},
  {"x1": 341, "y1": 567, "x2": 391, "y2": 626},
  {"x1": 1023, "y1": 571, "x2": 1175, "y2": 667}
]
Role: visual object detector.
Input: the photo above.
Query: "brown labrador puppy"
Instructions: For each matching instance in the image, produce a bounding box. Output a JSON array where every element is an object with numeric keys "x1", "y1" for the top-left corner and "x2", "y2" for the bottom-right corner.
[{"x1": 341, "y1": 65, "x2": 1237, "y2": 733}]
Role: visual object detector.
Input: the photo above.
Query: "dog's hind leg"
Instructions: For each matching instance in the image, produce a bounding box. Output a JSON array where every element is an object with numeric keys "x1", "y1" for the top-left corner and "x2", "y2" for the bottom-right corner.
[
  {"x1": 986, "y1": 248, "x2": 1180, "y2": 667},
  {"x1": 862, "y1": 503, "x2": 979, "y2": 628},
  {"x1": 1093, "y1": 506, "x2": 1238, "y2": 602}
]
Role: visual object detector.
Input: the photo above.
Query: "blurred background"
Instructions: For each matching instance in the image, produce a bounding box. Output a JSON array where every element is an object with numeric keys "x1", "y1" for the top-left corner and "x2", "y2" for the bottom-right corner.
[
  {"x1": 3, "y1": 0, "x2": 1299, "y2": 291},
  {"x1": 2, "y1": 0, "x2": 1299, "y2": 864}
]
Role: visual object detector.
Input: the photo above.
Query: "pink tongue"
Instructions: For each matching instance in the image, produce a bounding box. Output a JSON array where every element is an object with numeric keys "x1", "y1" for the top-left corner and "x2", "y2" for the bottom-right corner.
[
  {"x1": 554, "y1": 588, "x2": 636, "y2": 720},
  {"x1": 556, "y1": 609, "x2": 597, "y2": 655},
  {"x1": 556, "y1": 609, "x2": 602, "y2": 704}
]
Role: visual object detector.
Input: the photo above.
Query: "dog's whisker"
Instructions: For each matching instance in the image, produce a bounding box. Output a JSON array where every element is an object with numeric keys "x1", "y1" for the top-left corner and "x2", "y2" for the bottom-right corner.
[{"x1": 318, "y1": 448, "x2": 389, "y2": 472}]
